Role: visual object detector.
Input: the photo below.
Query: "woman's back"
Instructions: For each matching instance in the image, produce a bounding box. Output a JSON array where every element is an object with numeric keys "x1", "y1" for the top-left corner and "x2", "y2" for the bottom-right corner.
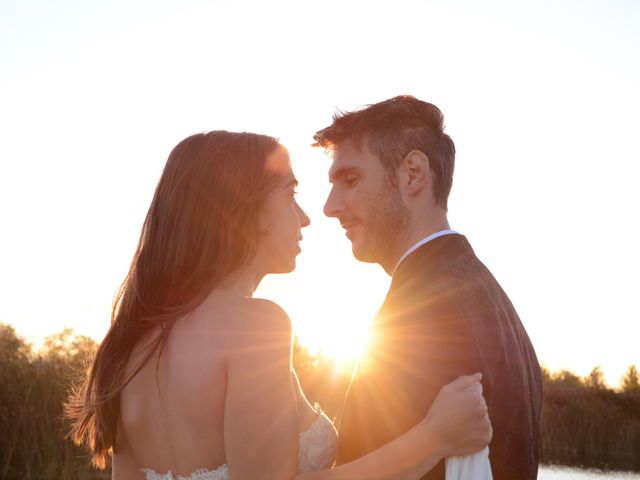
[
  {"x1": 114, "y1": 294, "x2": 232, "y2": 477},
  {"x1": 113, "y1": 292, "x2": 320, "y2": 479}
]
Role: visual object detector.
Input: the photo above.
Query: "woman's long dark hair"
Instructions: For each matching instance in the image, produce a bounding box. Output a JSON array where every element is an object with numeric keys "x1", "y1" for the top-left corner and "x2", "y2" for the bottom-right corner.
[{"x1": 66, "y1": 131, "x2": 282, "y2": 467}]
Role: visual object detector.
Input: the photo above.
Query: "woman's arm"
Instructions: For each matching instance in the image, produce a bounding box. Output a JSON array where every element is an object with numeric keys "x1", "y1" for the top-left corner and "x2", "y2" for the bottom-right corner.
[
  {"x1": 224, "y1": 299, "x2": 300, "y2": 480},
  {"x1": 295, "y1": 374, "x2": 490, "y2": 480},
  {"x1": 224, "y1": 300, "x2": 490, "y2": 480}
]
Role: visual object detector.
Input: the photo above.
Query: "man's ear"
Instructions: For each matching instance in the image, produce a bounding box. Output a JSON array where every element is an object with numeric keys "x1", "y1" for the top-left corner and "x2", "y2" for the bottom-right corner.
[{"x1": 400, "y1": 149, "x2": 430, "y2": 196}]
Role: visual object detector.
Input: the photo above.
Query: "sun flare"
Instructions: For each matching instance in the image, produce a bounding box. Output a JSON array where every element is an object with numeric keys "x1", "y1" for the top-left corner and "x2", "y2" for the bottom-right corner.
[
  {"x1": 314, "y1": 321, "x2": 372, "y2": 368},
  {"x1": 288, "y1": 291, "x2": 377, "y2": 372}
]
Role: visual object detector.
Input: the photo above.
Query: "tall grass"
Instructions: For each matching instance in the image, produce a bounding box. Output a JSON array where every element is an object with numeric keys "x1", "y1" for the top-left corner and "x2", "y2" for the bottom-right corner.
[
  {"x1": 541, "y1": 370, "x2": 640, "y2": 471},
  {"x1": 0, "y1": 324, "x2": 109, "y2": 479},
  {"x1": 2, "y1": 324, "x2": 639, "y2": 478}
]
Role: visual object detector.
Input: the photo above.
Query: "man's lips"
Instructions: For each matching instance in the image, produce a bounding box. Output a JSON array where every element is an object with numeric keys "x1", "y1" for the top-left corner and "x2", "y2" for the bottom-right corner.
[{"x1": 339, "y1": 221, "x2": 360, "y2": 237}]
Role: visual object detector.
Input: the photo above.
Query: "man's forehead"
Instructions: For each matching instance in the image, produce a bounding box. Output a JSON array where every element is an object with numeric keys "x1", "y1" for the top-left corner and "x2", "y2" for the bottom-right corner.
[
  {"x1": 329, "y1": 139, "x2": 371, "y2": 172},
  {"x1": 328, "y1": 152, "x2": 351, "y2": 179},
  {"x1": 335, "y1": 137, "x2": 364, "y2": 155},
  {"x1": 333, "y1": 139, "x2": 362, "y2": 161}
]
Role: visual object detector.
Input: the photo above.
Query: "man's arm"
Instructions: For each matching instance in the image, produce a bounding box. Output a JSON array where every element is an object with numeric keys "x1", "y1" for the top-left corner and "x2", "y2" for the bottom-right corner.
[{"x1": 338, "y1": 282, "x2": 480, "y2": 478}]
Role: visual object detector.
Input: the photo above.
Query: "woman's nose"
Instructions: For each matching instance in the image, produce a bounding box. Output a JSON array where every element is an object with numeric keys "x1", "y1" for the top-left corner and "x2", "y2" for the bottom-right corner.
[{"x1": 296, "y1": 201, "x2": 311, "y2": 228}]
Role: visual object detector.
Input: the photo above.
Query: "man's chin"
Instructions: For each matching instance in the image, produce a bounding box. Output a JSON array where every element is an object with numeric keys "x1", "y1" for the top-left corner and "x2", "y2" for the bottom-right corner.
[{"x1": 351, "y1": 243, "x2": 378, "y2": 264}]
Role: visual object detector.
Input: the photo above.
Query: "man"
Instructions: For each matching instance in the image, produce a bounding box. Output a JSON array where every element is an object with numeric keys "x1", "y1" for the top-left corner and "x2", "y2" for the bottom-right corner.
[{"x1": 313, "y1": 95, "x2": 543, "y2": 479}]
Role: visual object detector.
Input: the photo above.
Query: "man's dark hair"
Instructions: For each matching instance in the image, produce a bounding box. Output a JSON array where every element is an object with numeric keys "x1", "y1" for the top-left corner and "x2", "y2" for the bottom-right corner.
[{"x1": 313, "y1": 95, "x2": 456, "y2": 209}]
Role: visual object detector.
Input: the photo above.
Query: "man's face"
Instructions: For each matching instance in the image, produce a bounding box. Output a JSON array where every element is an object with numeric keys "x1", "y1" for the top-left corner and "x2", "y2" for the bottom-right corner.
[{"x1": 324, "y1": 140, "x2": 409, "y2": 266}]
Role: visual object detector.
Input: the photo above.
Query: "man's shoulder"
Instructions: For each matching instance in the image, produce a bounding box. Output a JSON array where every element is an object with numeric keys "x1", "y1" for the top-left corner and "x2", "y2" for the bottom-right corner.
[
  {"x1": 394, "y1": 234, "x2": 479, "y2": 279},
  {"x1": 384, "y1": 234, "x2": 517, "y2": 337},
  {"x1": 397, "y1": 235, "x2": 504, "y2": 299}
]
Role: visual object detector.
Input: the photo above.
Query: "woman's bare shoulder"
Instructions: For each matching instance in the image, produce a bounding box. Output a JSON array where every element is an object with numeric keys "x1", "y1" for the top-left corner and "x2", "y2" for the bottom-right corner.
[
  {"x1": 224, "y1": 298, "x2": 293, "y2": 362},
  {"x1": 228, "y1": 298, "x2": 293, "y2": 349},
  {"x1": 243, "y1": 298, "x2": 291, "y2": 326},
  {"x1": 185, "y1": 296, "x2": 292, "y2": 356}
]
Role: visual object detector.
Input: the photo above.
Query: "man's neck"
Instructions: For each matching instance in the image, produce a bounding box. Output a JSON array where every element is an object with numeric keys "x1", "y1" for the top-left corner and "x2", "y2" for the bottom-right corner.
[{"x1": 381, "y1": 216, "x2": 451, "y2": 275}]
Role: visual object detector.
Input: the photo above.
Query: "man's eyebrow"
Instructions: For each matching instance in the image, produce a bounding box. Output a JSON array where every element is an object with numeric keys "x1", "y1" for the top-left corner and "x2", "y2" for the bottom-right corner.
[{"x1": 328, "y1": 167, "x2": 359, "y2": 183}]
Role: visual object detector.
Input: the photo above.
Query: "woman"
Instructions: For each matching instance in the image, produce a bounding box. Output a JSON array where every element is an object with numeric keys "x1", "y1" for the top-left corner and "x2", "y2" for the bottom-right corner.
[{"x1": 67, "y1": 131, "x2": 491, "y2": 479}]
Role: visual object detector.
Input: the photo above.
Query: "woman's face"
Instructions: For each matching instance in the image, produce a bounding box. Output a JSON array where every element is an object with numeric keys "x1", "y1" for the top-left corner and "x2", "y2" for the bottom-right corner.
[{"x1": 256, "y1": 146, "x2": 310, "y2": 274}]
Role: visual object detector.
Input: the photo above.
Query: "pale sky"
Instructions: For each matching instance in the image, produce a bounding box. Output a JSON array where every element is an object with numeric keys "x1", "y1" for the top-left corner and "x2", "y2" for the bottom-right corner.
[{"x1": 1, "y1": 0, "x2": 639, "y2": 387}]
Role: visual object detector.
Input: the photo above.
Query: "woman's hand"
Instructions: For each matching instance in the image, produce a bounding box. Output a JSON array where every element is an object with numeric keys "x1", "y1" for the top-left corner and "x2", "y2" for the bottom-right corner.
[
  {"x1": 421, "y1": 373, "x2": 492, "y2": 458},
  {"x1": 294, "y1": 373, "x2": 491, "y2": 480}
]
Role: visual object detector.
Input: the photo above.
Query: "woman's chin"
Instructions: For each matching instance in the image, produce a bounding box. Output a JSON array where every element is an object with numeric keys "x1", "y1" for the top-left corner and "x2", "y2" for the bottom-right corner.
[
  {"x1": 262, "y1": 246, "x2": 301, "y2": 275},
  {"x1": 268, "y1": 258, "x2": 297, "y2": 275}
]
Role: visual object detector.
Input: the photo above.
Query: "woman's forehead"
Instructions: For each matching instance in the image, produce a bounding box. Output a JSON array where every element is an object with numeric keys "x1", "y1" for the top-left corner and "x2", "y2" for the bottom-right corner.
[{"x1": 265, "y1": 145, "x2": 293, "y2": 177}]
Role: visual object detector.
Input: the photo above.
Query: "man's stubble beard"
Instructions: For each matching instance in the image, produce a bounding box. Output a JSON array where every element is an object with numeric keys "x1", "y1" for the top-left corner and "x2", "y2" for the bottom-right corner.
[{"x1": 354, "y1": 182, "x2": 411, "y2": 266}]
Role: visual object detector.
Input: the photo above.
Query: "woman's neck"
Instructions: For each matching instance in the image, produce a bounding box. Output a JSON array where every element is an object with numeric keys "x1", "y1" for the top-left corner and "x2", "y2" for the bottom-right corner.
[{"x1": 216, "y1": 266, "x2": 264, "y2": 299}]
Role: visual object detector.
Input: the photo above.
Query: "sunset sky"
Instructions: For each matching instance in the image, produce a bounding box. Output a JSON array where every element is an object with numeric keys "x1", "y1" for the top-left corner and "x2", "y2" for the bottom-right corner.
[{"x1": 1, "y1": 0, "x2": 639, "y2": 387}]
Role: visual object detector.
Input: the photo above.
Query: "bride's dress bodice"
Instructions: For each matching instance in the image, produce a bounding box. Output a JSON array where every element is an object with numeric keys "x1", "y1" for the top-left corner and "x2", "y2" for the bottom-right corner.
[{"x1": 142, "y1": 410, "x2": 338, "y2": 480}]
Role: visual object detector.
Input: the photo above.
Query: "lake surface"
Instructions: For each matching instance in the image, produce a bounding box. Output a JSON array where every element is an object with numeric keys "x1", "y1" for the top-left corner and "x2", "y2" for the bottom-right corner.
[{"x1": 539, "y1": 465, "x2": 640, "y2": 479}]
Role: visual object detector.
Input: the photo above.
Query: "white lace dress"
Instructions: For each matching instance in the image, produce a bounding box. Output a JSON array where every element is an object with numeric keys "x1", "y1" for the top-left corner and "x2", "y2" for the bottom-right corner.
[{"x1": 141, "y1": 410, "x2": 338, "y2": 480}]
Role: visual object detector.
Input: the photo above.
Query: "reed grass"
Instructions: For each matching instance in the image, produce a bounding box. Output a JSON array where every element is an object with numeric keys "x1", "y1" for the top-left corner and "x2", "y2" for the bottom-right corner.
[
  {"x1": 541, "y1": 378, "x2": 640, "y2": 471},
  {"x1": 2, "y1": 324, "x2": 639, "y2": 478},
  {"x1": 0, "y1": 324, "x2": 110, "y2": 479}
]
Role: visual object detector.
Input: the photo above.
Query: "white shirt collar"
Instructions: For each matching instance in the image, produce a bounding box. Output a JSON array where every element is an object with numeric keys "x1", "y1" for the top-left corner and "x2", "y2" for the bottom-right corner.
[{"x1": 392, "y1": 229, "x2": 458, "y2": 276}]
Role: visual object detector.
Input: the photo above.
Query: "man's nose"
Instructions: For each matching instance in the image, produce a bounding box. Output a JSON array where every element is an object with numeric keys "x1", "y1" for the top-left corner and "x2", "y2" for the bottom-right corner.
[{"x1": 323, "y1": 186, "x2": 341, "y2": 218}]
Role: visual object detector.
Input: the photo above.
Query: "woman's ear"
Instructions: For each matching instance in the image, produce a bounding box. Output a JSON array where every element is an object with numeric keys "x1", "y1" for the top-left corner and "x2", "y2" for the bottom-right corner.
[{"x1": 400, "y1": 149, "x2": 430, "y2": 196}]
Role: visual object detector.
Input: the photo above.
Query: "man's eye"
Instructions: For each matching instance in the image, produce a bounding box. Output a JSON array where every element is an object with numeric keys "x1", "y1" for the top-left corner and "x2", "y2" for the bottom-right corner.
[{"x1": 344, "y1": 175, "x2": 358, "y2": 187}]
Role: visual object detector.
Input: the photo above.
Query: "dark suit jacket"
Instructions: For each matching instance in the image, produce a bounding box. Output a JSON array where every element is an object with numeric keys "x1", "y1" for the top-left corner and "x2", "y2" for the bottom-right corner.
[{"x1": 337, "y1": 234, "x2": 543, "y2": 480}]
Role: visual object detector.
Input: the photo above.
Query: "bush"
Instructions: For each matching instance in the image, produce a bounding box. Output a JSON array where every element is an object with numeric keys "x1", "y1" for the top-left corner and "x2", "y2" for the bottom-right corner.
[
  {"x1": 0, "y1": 324, "x2": 109, "y2": 479},
  {"x1": 3, "y1": 324, "x2": 639, "y2": 476},
  {"x1": 540, "y1": 367, "x2": 640, "y2": 471}
]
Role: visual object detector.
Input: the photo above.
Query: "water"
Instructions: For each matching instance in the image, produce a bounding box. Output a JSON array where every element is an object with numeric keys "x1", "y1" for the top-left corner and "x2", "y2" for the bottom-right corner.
[{"x1": 539, "y1": 465, "x2": 640, "y2": 479}]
